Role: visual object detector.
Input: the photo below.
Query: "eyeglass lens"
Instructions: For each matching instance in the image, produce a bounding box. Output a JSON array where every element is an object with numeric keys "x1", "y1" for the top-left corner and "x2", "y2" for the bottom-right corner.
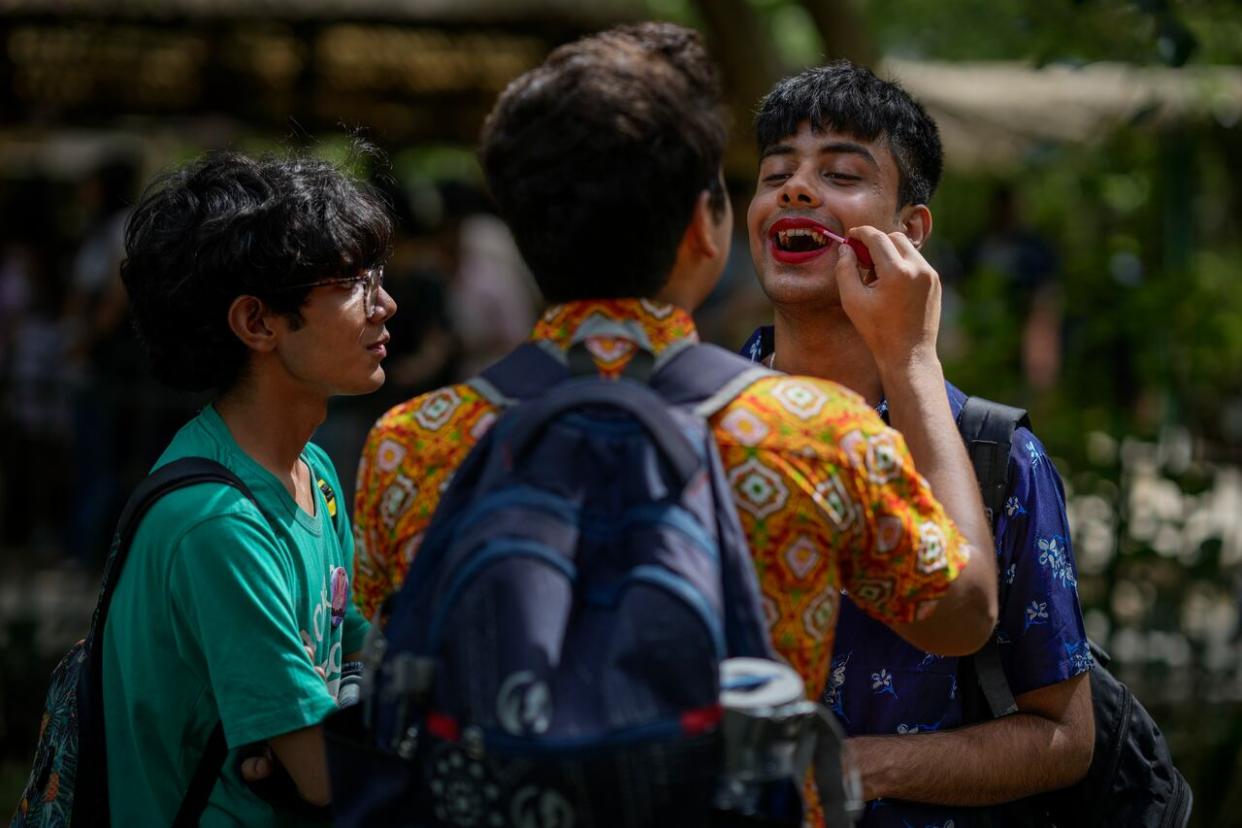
[{"x1": 364, "y1": 268, "x2": 383, "y2": 316}]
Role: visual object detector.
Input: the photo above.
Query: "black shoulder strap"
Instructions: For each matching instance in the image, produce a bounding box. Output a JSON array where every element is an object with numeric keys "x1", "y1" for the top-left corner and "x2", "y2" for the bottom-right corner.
[
  {"x1": 955, "y1": 396, "x2": 1030, "y2": 531},
  {"x1": 956, "y1": 396, "x2": 1029, "y2": 720},
  {"x1": 81, "y1": 457, "x2": 258, "y2": 828},
  {"x1": 93, "y1": 458, "x2": 258, "y2": 632},
  {"x1": 172, "y1": 724, "x2": 228, "y2": 827}
]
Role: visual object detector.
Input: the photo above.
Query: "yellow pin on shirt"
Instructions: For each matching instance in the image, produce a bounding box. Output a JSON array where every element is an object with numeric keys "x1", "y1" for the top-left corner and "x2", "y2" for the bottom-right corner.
[{"x1": 317, "y1": 477, "x2": 338, "y2": 519}]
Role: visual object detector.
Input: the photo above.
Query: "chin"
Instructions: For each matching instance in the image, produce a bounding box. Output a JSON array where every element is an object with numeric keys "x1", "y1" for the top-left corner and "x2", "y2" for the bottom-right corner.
[
  {"x1": 338, "y1": 369, "x2": 387, "y2": 397},
  {"x1": 758, "y1": 268, "x2": 841, "y2": 309}
]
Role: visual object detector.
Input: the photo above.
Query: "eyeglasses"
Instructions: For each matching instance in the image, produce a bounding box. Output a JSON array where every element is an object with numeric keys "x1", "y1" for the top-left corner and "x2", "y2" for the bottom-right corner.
[{"x1": 270, "y1": 266, "x2": 386, "y2": 317}]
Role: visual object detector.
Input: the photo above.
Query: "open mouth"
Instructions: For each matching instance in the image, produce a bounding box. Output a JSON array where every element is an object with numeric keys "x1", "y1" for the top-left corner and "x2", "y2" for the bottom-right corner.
[
  {"x1": 768, "y1": 217, "x2": 837, "y2": 264},
  {"x1": 774, "y1": 226, "x2": 831, "y2": 253},
  {"x1": 767, "y1": 217, "x2": 873, "y2": 269}
]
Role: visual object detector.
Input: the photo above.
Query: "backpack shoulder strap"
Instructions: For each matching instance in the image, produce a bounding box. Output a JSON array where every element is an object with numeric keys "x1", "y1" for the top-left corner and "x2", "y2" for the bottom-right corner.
[
  {"x1": 469, "y1": 341, "x2": 567, "y2": 406},
  {"x1": 956, "y1": 395, "x2": 1029, "y2": 721},
  {"x1": 172, "y1": 724, "x2": 228, "y2": 827},
  {"x1": 82, "y1": 457, "x2": 257, "y2": 828},
  {"x1": 648, "y1": 342, "x2": 775, "y2": 417},
  {"x1": 969, "y1": 638, "x2": 1019, "y2": 718},
  {"x1": 503, "y1": 378, "x2": 703, "y2": 489},
  {"x1": 94, "y1": 457, "x2": 258, "y2": 632},
  {"x1": 470, "y1": 341, "x2": 775, "y2": 418},
  {"x1": 955, "y1": 396, "x2": 1030, "y2": 531}
]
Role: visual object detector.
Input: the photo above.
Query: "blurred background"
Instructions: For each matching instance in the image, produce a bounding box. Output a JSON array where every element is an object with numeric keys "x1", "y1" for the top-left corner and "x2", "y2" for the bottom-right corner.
[{"x1": 1, "y1": 0, "x2": 1240, "y2": 822}]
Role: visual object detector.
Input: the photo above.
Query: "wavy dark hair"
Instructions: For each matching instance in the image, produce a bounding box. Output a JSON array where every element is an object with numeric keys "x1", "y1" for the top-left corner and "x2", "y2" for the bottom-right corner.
[
  {"x1": 479, "y1": 22, "x2": 728, "y2": 302},
  {"x1": 121, "y1": 150, "x2": 392, "y2": 393},
  {"x1": 755, "y1": 61, "x2": 943, "y2": 208}
]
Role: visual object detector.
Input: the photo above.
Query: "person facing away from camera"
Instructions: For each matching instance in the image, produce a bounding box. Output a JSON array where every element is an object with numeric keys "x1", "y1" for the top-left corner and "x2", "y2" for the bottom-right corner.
[
  {"x1": 352, "y1": 22, "x2": 997, "y2": 826},
  {"x1": 108, "y1": 150, "x2": 396, "y2": 824},
  {"x1": 739, "y1": 62, "x2": 1094, "y2": 826}
]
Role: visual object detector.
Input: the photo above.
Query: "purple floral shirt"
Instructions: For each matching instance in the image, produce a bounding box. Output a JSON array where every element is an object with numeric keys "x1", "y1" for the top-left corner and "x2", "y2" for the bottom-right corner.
[{"x1": 742, "y1": 325, "x2": 1092, "y2": 828}]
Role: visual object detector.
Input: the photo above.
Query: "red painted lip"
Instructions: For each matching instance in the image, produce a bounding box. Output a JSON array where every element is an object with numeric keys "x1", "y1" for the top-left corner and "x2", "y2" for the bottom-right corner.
[
  {"x1": 767, "y1": 217, "x2": 842, "y2": 265},
  {"x1": 766, "y1": 216, "x2": 873, "y2": 269}
]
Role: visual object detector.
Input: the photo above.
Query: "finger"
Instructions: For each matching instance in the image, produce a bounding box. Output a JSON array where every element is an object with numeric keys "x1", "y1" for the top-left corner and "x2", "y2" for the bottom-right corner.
[
  {"x1": 888, "y1": 232, "x2": 940, "y2": 295},
  {"x1": 848, "y1": 226, "x2": 904, "y2": 274},
  {"x1": 845, "y1": 237, "x2": 874, "y2": 271},
  {"x1": 241, "y1": 756, "x2": 272, "y2": 782},
  {"x1": 889, "y1": 232, "x2": 919, "y2": 256},
  {"x1": 835, "y1": 242, "x2": 868, "y2": 310},
  {"x1": 887, "y1": 231, "x2": 923, "y2": 261}
]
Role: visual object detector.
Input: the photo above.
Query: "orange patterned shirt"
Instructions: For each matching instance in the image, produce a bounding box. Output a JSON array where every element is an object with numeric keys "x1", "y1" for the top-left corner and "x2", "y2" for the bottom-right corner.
[{"x1": 354, "y1": 298, "x2": 969, "y2": 702}]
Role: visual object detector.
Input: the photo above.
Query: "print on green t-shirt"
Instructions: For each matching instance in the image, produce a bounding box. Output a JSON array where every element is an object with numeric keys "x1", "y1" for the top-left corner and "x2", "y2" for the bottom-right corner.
[{"x1": 101, "y1": 406, "x2": 368, "y2": 826}]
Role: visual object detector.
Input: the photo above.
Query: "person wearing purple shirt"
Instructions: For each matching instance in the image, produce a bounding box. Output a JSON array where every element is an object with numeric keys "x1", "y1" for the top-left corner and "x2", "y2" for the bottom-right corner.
[{"x1": 740, "y1": 63, "x2": 1094, "y2": 827}]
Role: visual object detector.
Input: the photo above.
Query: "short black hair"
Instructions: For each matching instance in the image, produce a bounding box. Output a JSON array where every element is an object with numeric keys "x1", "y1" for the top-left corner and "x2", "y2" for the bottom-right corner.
[
  {"x1": 121, "y1": 151, "x2": 391, "y2": 393},
  {"x1": 479, "y1": 22, "x2": 728, "y2": 302},
  {"x1": 755, "y1": 62, "x2": 943, "y2": 208}
]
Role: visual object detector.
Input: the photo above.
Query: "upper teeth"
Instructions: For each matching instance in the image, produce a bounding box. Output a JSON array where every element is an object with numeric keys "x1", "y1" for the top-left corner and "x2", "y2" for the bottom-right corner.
[{"x1": 777, "y1": 228, "x2": 828, "y2": 246}]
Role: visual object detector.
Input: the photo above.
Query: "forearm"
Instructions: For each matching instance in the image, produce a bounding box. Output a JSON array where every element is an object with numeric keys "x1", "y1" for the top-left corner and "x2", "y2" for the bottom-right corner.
[
  {"x1": 881, "y1": 348, "x2": 997, "y2": 653},
  {"x1": 852, "y1": 713, "x2": 1088, "y2": 806},
  {"x1": 268, "y1": 725, "x2": 330, "y2": 806},
  {"x1": 880, "y1": 349, "x2": 992, "y2": 566}
]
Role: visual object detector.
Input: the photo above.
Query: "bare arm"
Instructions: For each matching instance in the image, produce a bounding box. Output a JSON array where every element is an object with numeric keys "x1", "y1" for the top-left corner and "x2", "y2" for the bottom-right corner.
[
  {"x1": 239, "y1": 652, "x2": 366, "y2": 796},
  {"x1": 839, "y1": 230, "x2": 997, "y2": 655},
  {"x1": 848, "y1": 671, "x2": 1094, "y2": 805},
  {"x1": 263, "y1": 725, "x2": 331, "y2": 807},
  {"x1": 882, "y1": 349, "x2": 996, "y2": 655}
]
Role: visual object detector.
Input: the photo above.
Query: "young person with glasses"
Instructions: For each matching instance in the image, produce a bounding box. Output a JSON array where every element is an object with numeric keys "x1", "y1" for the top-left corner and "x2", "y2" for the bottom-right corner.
[{"x1": 104, "y1": 150, "x2": 396, "y2": 823}]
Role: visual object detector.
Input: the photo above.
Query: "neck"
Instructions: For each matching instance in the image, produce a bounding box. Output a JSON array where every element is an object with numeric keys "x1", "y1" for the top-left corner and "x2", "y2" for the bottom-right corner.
[
  {"x1": 771, "y1": 303, "x2": 884, "y2": 406},
  {"x1": 213, "y1": 377, "x2": 327, "y2": 492}
]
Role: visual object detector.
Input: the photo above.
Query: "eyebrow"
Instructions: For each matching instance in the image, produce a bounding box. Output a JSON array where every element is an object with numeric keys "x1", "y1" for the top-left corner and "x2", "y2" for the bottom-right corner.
[{"x1": 760, "y1": 140, "x2": 880, "y2": 170}]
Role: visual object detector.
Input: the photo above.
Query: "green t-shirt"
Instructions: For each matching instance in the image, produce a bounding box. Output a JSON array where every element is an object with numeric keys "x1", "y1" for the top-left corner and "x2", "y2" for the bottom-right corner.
[{"x1": 102, "y1": 405, "x2": 369, "y2": 826}]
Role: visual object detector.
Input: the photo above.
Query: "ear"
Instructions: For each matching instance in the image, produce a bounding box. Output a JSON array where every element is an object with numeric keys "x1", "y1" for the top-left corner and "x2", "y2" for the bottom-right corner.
[
  {"x1": 682, "y1": 189, "x2": 727, "y2": 261},
  {"x1": 658, "y1": 188, "x2": 731, "y2": 310},
  {"x1": 898, "y1": 203, "x2": 934, "y2": 248},
  {"x1": 226, "y1": 295, "x2": 279, "y2": 353}
]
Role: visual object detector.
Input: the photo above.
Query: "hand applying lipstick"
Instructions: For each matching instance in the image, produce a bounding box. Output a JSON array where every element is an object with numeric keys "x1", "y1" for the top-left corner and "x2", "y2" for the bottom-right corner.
[{"x1": 824, "y1": 228, "x2": 874, "y2": 271}]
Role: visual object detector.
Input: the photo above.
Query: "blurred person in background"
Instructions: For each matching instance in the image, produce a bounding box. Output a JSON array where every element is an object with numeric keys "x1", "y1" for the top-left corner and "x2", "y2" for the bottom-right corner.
[
  {"x1": 443, "y1": 184, "x2": 537, "y2": 377},
  {"x1": 966, "y1": 183, "x2": 1063, "y2": 393},
  {"x1": 0, "y1": 180, "x2": 71, "y2": 557},
  {"x1": 313, "y1": 175, "x2": 461, "y2": 506},
  {"x1": 61, "y1": 158, "x2": 147, "y2": 567}
]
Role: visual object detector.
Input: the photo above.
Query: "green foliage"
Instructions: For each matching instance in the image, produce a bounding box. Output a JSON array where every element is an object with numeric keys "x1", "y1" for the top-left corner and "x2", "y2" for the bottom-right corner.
[
  {"x1": 865, "y1": 0, "x2": 1242, "y2": 65},
  {"x1": 935, "y1": 117, "x2": 1242, "y2": 467}
]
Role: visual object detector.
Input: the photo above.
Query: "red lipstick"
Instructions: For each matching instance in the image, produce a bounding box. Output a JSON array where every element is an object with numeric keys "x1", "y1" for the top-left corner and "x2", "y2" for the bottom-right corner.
[{"x1": 768, "y1": 217, "x2": 874, "y2": 270}]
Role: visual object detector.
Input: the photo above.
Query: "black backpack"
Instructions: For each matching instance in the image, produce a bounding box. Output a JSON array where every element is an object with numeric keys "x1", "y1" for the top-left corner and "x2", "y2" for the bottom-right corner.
[
  {"x1": 956, "y1": 397, "x2": 1193, "y2": 828},
  {"x1": 12, "y1": 458, "x2": 257, "y2": 828}
]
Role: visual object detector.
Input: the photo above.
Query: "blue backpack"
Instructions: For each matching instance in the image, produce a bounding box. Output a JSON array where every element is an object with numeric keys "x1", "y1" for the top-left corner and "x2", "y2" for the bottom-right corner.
[{"x1": 326, "y1": 339, "x2": 858, "y2": 827}]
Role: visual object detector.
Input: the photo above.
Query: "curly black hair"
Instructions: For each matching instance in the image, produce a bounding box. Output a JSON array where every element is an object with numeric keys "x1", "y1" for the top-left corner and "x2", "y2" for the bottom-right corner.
[
  {"x1": 755, "y1": 61, "x2": 943, "y2": 208},
  {"x1": 121, "y1": 151, "x2": 392, "y2": 393},
  {"x1": 479, "y1": 22, "x2": 728, "y2": 303}
]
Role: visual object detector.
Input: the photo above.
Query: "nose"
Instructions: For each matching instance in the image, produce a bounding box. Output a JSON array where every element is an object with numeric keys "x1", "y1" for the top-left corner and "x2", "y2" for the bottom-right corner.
[
  {"x1": 778, "y1": 167, "x2": 820, "y2": 207},
  {"x1": 371, "y1": 285, "x2": 397, "y2": 321}
]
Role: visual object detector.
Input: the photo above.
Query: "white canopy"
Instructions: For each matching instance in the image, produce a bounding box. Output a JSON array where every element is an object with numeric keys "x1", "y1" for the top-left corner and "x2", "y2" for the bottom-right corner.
[{"x1": 885, "y1": 59, "x2": 1242, "y2": 168}]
